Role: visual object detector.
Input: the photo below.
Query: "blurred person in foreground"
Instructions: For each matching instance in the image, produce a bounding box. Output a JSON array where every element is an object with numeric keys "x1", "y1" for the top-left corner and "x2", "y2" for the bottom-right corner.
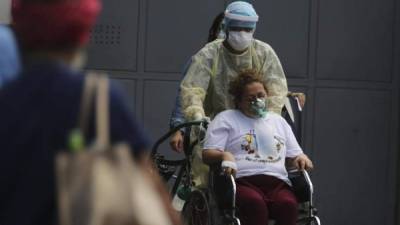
[{"x1": 0, "y1": 0, "x2": 159, "y2": 224}]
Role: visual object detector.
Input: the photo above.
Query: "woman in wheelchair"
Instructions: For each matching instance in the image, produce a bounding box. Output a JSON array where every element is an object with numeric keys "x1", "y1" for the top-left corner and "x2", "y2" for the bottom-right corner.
[{"x1": 202, "y1": 70, "x2": 313, "y2": 225}]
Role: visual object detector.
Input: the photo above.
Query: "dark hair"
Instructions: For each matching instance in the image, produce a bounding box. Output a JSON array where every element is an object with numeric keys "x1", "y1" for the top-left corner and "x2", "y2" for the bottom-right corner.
[
  {"x1": 229, "y1": 70, "x2": 268, "y2": 108},
  {"x1": 207, "y1": 12, "x2": 225, "y2": 43}
]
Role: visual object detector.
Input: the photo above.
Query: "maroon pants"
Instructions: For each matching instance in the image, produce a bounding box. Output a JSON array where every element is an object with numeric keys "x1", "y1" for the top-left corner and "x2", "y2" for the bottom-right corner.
[{"x1": 235, "y1": 174, "x2": 298, "y2": 225}]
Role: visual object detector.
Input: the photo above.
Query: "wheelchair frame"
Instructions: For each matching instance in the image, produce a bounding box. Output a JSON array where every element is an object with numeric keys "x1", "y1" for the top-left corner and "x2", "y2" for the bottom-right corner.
[{"x1": 151, "y1": 120, "x2": 205, "y2": 197}]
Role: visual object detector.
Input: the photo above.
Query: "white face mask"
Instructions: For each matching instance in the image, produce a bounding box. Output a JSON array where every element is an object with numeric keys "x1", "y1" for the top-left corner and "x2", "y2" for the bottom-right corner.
[{"x1": 227, "y1": 31, "x2": 254, "y2": 51}]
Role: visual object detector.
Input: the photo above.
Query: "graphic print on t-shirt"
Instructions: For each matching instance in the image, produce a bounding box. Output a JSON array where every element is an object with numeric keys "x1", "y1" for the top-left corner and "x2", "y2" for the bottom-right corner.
[
  {"x1": 240, "y1": 129, "x2": 260, "y2": 157},
  {"x1": 240, "y1": 123, "x2": 283, "y2": 163}
]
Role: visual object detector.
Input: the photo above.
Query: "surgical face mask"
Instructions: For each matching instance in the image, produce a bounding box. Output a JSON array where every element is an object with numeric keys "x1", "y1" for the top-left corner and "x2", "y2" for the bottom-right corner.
[
  {"x1": 227, "y1": 31, "x2": 253, "y2": 51},
  {"x1": 250, "y1": 98, "x2": 267, "y2": 118}
]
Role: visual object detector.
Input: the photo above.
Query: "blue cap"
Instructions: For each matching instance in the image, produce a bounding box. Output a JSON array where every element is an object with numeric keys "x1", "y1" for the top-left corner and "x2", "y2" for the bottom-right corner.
[{"x1": 224, "y1": 1, "x2": 258, "y2": 29}]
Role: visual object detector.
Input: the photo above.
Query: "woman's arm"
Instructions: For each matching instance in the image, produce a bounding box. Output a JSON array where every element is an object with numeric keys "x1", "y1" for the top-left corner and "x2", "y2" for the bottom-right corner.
[
  {"x1": 202, "y1": 149, "x2": 235, "y2": 164},
  {"x1": 203, "y1": 149, "x2": 236, "y2": 176}
]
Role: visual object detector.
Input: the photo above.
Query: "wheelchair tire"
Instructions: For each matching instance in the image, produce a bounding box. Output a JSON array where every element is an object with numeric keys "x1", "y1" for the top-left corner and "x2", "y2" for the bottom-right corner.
[
  {"x1": 182, "y1": 189, "x2": 212, "y2": 225},
  {"x1": 297, "y1": 216, "x2": 321, "y2": 225}
]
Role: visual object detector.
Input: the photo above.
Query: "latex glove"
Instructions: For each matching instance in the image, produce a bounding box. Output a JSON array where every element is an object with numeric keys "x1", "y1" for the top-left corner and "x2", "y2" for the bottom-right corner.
[
  {"x1": 191, "y1": 113, "x2": 210, "y2": 141},
  {"x1": 289, "y1": 92, "x2": 306, "y2": 109},
  {"x1": 193, "y1": 112, "x2": 205, "y2": 121}
]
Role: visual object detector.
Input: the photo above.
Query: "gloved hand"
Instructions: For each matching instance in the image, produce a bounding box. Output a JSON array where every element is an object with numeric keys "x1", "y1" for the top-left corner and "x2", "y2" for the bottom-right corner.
[
  {"x1": 193, "y1": 112, "x2": 204, "y2": 121},
  {"x1": 288, "y1": 92, "x2": 306, "y2": 109},
  {"x1": 192, "y1": 113, "x2": 210, "y2": 142}
]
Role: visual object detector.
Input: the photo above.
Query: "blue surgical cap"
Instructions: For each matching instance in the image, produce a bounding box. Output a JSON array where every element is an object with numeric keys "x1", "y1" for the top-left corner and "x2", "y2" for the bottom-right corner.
[
  {"x1": 224, "y1": 1, "x2": 259, "y2": 29},
  {"x1": 0, "y1": 25, "x2": 20, "y2": 88}
]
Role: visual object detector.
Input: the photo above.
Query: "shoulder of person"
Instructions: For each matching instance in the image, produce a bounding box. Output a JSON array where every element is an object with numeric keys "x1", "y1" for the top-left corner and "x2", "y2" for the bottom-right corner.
[
  {"x1": 252, "y1": 39, "x2": 279, "y2": 62},
  {"x1": 194, "y1": 39, "x2": 223, "y2": 59},
  {"x1": 209, "y1": 110, "x2": 241, "y2": 131},
  {"x1": 266, "y1": 112, "x2": 293, "y2": 132},
  {"x1": 214, "y1": 109, "x2": 236, "y2": 117},
  {"x1": 213, "y1": 109, "x2": 240, "y2": 121},
  {"x1": 204, "y1": 39, "x2": 224, "y2": 48},
  {"x1": 253, "y1": 39, "x2": 274, "y2": 51},
  {"x1": 266, "y1": 112, "x2": 286, "y2": 122}
]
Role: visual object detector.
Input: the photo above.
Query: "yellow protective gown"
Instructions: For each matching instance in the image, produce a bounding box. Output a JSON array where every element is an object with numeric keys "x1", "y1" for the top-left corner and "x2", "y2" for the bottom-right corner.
[
  {"x1": 181, "y1": 39, "x2": 288, "y2": 121},
  {"x1": 180, "y1": 39, "x2": 288, "y2": 187}
]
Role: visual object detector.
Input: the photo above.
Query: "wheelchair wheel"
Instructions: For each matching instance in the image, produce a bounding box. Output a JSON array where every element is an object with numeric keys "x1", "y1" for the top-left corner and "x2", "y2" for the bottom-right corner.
[
  {"x1": 309, "y1": 216, "x2": 321, "y2": 225},
  {"x1": 297, "y1": 216, "x2": 321, "y2": 225},
  {"x1": 182, "y1": 189, "x2": 212, "y2": 225}
]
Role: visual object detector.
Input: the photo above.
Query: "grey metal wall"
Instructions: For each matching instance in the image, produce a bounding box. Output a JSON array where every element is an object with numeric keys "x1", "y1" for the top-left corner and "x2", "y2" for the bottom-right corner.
[{"x1": 86, "y1": 0, "x2": 400, "y2": 224}]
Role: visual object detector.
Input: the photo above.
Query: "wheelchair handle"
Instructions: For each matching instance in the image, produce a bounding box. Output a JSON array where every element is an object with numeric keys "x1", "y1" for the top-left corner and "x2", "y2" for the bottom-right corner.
[{"x1": 151, "y1": 120, "x2": 208, "y2": 157}]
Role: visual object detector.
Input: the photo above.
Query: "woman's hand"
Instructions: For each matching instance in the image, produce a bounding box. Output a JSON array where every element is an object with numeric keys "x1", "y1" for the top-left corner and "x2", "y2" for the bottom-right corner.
[
  {"x1": 169, "y1": 131, "x2": 184, "y2": 152},
  {"x1": 293, "y1": 154, "x2": 313, "y2": 171},
  {"x1": 202, "y1": 149, "x2": 237, "y2": 176}
]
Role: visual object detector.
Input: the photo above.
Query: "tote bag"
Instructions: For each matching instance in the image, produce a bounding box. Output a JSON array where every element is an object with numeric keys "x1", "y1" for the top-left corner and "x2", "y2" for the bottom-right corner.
[{"x1": 56, "y1": 74, "x2": 176, "y2": 225}]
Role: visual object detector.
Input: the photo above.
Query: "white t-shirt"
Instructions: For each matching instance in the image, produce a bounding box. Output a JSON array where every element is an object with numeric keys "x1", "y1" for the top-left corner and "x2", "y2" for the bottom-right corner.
[{"x1": 203, "y1": 109, "x2": 303, "y2": 183}]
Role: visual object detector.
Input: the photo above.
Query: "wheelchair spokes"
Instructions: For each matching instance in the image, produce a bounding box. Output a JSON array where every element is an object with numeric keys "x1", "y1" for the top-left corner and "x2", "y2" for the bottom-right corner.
[{"x1": 183, "y1": 190, "x2": 211, "y2": 225}]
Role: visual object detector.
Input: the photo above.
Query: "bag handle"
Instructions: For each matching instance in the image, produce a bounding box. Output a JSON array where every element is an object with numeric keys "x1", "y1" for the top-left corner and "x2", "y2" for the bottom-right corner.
[
  {"x1": 95, "y1": 75, "x2": 110, "y2": 148},
  {"x1": 78, "y1": 72, "x2": 110, "y2": 149},
  {"x1": 78, "y1": 73, "x2": 97, "y2": 137}
]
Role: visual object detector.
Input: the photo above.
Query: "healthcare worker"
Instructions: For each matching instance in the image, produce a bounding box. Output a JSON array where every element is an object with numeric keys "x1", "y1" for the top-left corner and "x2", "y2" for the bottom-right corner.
[
  {"x1": 179, "y1": 1, "x2": 288, "y2": 187},
  {"x1": 181, "y1": 1, "x2": 288, "y2": 122}
]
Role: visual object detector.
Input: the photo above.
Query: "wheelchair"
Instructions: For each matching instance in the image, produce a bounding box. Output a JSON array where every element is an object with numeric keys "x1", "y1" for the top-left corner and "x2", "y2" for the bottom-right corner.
[{"x1": 151, "y1": 96, "x2": 321, "y2": 225}]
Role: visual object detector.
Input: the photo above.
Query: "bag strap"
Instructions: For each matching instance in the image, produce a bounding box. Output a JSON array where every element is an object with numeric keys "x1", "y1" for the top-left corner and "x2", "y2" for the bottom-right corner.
[
  {"x1": 79, "y1": 73, "x2": 96, "y2": 137},
  {"x1": 78, "y1": 72, "x2": 110, "y2": 149},
  {"x1": 95, "y1": 75, "x2": 110, "y2": 148}
]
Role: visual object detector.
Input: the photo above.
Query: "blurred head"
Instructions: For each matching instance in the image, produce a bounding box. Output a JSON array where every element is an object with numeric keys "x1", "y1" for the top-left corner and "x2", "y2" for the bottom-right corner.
[
  {"x1": 207, "y1": 12, "x2": 225, "y2": 43},
  {"x1": 223, "y1": 1, "x2": 258, "y2": 51},
  {"x1": 12, "y1": 0, "x2": 101, "y2": 56},
  {"x1": 229, "y1": 70, "x2": 268, "y2": 118}
]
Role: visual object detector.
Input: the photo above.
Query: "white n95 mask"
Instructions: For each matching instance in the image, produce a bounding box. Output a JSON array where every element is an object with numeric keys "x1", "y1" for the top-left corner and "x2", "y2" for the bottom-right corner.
[{"x1": 227, "y1": 31, "x2": 253, "y2": 51}]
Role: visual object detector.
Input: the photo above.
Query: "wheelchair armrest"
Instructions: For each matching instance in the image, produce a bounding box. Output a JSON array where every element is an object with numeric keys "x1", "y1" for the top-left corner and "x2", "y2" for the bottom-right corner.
[
  {"x1": 208, "y1": 164, "x2": 239, "y2": 224},
  {"x1": 288, "y1": 169, "x2": 313, "y2": 203},
  {"x1": 208, "y1": 164, "x2": 236, "y2": 210}
]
